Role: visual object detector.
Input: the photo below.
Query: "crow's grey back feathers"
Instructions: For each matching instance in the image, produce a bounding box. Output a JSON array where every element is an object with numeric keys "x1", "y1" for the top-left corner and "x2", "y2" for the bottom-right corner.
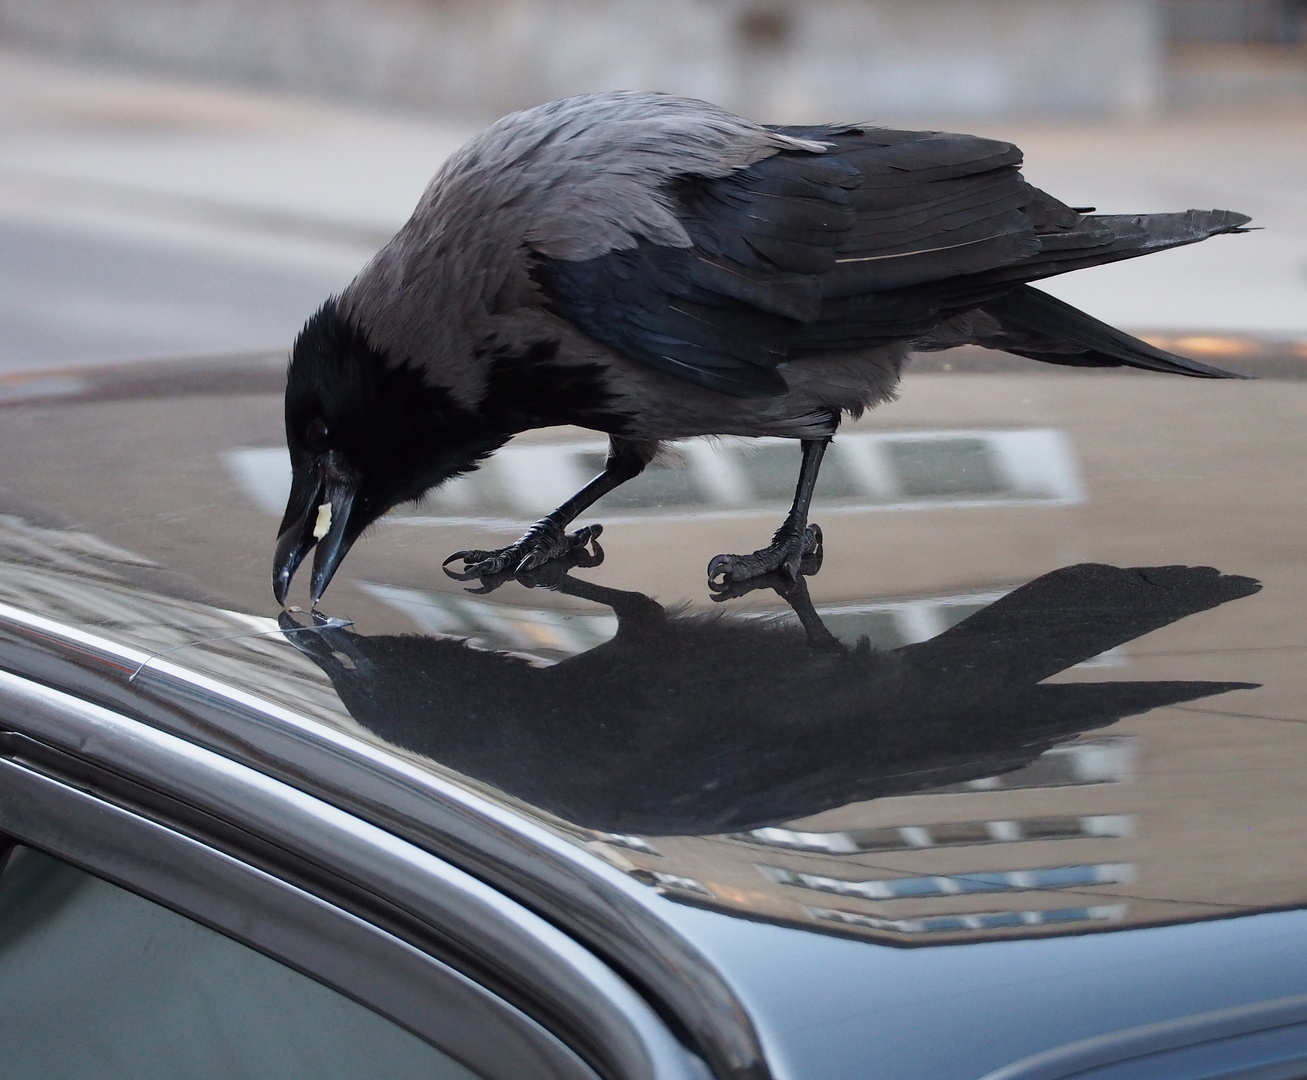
[{"x1": 339, "y1": 92, "x2": 826, "y2": 403}]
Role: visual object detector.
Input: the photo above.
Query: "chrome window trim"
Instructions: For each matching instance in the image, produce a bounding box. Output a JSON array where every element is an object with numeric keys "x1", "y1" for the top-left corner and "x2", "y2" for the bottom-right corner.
[
  {"x1": 0, "y1": 669, "x2": 706, "y2": 1080},
  {"x1": 0, "y1": 601, "x2": 771, "y2": 1080}
]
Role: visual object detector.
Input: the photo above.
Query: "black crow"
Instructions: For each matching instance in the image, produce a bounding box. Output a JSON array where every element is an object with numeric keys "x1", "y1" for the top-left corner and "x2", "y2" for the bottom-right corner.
[{"x1": 272, "y1": 92, "x2": 1251, "y2": 606}]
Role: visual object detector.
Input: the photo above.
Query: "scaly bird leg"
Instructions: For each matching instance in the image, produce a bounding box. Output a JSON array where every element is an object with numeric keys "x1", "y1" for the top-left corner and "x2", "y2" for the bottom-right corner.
[
  {"x1": 708, "y1": 437, "x2": 828, "y2": 591},
  {"x1": 444, "y1": 436, "x2": 655, "y2": 578}
]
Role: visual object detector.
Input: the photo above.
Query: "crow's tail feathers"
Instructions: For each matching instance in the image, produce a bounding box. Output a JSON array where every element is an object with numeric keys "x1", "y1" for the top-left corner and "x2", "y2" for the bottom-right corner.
[
  {"x1": 976, "y1": 284, "x2": 1250, "y2": 379},
  {"x1": 996, "y1": 207, "x2": 1254, "y2": 284}
]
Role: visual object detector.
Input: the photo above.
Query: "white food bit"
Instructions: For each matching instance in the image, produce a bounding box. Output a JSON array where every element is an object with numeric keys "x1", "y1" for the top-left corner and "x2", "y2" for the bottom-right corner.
[{"x1": 312, "y1": 502, "x2": 333, "y2": 540}]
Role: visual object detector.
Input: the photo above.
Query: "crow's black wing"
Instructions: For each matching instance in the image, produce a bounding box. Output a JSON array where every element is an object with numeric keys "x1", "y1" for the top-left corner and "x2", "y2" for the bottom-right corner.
[
  {"x1": 532, "y1": 125, "x2": 1250, "y2": 397},
  {"x1": 532, "y1": 126, "x2": 1042, "y2": 397}
]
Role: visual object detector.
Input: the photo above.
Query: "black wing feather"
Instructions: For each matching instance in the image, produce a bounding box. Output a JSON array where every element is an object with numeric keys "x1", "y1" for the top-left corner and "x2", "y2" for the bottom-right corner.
[
  {"x1": 535, "y1": 247, "x2": 793, "y2": 396},
  {"x1": 975, "y1": 286, "x2": 1246, "y2": 378},
  {"x1": 532, "y1": 123, "x2": 1251, "y2": 398}
]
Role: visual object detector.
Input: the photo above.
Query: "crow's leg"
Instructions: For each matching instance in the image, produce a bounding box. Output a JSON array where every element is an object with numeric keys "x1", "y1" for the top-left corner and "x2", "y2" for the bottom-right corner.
[
  {"x1": 708, "y1": 437, "x2": 828, "y2": 590},
  {"x1": 444, "y1": 436, "x2": 655, "y2": 578}
]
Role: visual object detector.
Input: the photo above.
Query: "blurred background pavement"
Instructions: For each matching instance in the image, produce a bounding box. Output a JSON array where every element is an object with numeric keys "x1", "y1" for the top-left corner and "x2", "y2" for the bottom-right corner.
[{"x1": 0, "y1": 0, "x2": 1305, "y2": 378}]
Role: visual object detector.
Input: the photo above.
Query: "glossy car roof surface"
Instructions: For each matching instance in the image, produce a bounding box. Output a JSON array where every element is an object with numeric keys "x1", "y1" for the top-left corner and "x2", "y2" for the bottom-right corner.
[{"x1": 2, "y1": 341, "x2": 1307, "y2": 1080}]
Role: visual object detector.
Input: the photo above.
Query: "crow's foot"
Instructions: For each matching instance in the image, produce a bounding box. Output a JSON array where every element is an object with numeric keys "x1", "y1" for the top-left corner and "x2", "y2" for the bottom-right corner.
[
  {"x1": 708, "y1": 522, "x2": 822, "y2": 593},
  {"x1": 708, "y1": 543, "x2": 824, "y2": 603},
  {"x1": 443, "y1": 520, "x2": 603, "y2": 582},
  {"x1": 494, "y1": 543, "x2": 606, "y2": 593}
]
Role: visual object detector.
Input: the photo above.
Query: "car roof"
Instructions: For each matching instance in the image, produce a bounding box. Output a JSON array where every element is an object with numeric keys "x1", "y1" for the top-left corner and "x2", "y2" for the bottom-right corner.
[{"x1": 2, "y1": 344, "x2": 1307, "y2": 1079}]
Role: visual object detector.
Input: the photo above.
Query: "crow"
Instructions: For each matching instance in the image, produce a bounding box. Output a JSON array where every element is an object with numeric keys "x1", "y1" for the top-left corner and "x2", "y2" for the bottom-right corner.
[{"x1": 272, "y1": 91, "x2": 1252, "y2": 606}]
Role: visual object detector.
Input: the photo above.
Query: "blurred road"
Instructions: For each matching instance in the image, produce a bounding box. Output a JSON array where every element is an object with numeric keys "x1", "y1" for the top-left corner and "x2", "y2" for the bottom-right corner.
[
  {"x1": 1, "y1": 46, "x2": 1304, "y2": 378},
  {"x1": 0, "y1": 48, "x2": 476, "y2": 375}
]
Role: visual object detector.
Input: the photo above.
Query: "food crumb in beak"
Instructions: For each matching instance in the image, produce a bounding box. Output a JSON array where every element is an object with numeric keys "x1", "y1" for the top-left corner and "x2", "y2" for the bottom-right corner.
[{"x1": 312, "y1": 502, "x2": 333, "y2": 540}]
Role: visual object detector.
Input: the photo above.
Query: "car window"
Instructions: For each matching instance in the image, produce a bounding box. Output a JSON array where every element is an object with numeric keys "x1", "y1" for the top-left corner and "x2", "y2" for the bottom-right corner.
[{"x1": 0, "y1": 844, "x2": 482, "y2": 1080}]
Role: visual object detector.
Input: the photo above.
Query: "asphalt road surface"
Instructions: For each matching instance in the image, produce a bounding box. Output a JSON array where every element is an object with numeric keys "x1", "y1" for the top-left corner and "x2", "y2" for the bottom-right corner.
[{"x1": 0, "y1": 216, "x2": 348, "y2": 372}]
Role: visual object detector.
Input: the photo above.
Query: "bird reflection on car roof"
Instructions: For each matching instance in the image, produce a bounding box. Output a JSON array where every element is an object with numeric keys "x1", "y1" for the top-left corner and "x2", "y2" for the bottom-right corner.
[{"x1": 281, "y1": 557, "x2": 1260, "y2": 944}]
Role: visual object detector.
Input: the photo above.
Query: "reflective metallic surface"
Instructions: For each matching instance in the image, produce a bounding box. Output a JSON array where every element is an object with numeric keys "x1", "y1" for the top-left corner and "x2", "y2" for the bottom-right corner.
[
  {"x1": 276, "y1": 561, "x2": 1265, "y2": 942},
  {"x1": 2, "y1": 348, "x2": 1307, "y2": 1078}
]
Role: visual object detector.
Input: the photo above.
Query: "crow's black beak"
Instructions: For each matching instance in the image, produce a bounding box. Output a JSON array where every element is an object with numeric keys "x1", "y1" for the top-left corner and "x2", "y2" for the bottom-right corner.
[{"x1": 272, "y1": 451, "x2": 358, "y2": 607}]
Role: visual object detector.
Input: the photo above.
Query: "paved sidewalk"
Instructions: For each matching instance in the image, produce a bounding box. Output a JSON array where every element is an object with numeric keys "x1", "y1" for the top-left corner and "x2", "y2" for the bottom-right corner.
[{"x1": 1, "y1": 46, "x2": 1304, "y2": 377}]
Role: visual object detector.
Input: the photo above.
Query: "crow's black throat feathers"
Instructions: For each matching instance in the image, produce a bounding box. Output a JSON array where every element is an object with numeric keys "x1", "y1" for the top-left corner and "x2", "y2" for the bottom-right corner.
[
  {"x1": 285, "y1": 298, "x2": 510, "y2": 529},
  {"x1": 479, "y1": 336, "x2": 631, "y2": 433}
]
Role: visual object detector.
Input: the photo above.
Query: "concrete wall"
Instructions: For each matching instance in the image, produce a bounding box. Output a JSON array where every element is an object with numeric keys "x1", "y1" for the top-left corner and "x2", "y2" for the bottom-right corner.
[{"x1": 0, "y1": 0, "x2": 1164, "y2": 121}]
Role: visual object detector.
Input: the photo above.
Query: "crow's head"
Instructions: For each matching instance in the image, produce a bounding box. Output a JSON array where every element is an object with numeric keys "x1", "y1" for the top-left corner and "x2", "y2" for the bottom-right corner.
[{"x1": 273, "y1": 299, "x2": 506, "y2": 606}]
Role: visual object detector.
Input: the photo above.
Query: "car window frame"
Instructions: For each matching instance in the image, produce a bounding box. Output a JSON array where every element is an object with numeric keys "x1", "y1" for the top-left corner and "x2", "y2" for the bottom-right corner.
[
  {"x1": 0, "y1": 840, "x2": 500, "y2": 1080},
  {"x1": 0, "y1": 759, "x2": 603, "y2": 1080},
  {"x1": 0, "y1": 601, "x2": 764, "y2": 1080}
]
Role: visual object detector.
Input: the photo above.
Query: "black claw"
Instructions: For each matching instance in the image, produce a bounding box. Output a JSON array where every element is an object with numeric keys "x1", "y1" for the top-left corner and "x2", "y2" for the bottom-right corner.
[
  {"x1": 442, "y1": 521, "x2": 604, "y2": 584},
  {"x1": 709, "y1": 544, "x2": 825, "y2": 603},
  {"x1": 442, "y1": 549, "x2": 484, "y2": 567},
  {"x1": 706, "y1": 554, "x2": 734, "y2": 584},
  {"x1": 707, "y1": 521, "x2": 825, "y2": 593}
]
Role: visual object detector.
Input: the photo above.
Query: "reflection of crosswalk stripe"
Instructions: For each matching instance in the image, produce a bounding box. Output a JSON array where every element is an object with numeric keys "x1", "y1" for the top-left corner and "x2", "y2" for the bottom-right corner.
[
  {"x1": 734, "y1": 814, "x2": 1135, "y2": 855},
  {"x1": 225, "y1": 446, "x2": 293, "y2": 515},
  {"x1": 225, "y1": 428, "x2": 1084, "y2": 522},
  {"x1": 761, "y1": 862, "x2": 1135, "y2": 901},
  {"x1": 355, "y1": 580, "x2": 619, "y2": 664},
  {"x1": 806, "y1": 903, "x2": 1128, "y2": 935}
]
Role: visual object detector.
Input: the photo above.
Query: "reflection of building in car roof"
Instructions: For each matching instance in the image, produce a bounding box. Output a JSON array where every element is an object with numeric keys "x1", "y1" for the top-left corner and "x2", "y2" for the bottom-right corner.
[{"x1": 589, "y1": 737, "x2": 1142, "y2": 944}]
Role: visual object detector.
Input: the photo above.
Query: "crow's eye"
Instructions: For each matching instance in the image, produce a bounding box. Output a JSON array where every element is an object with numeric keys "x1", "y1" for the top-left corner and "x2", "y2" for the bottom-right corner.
[{"x1": 305, "y1": 418, "x2": 329, "y2": 451}]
